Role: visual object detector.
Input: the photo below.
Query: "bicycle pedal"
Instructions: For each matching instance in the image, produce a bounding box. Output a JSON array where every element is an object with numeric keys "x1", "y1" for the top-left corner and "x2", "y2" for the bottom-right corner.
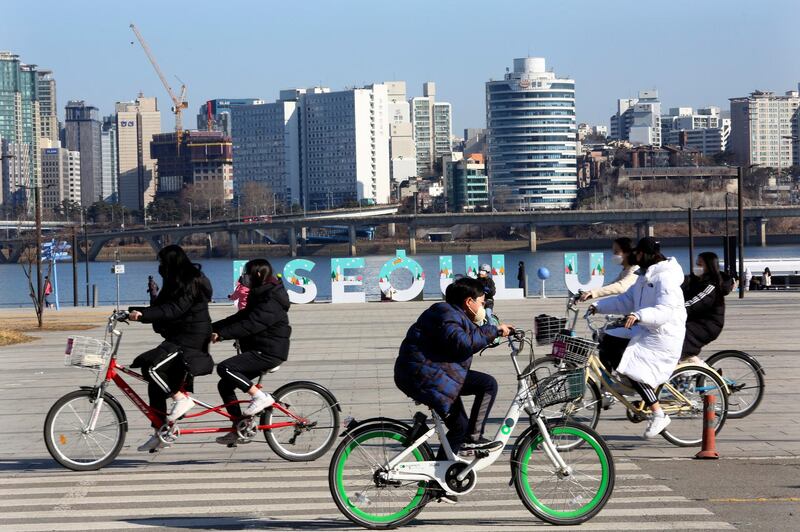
[{"x1": 474, "y1": 449, "x2": 491, "y2": 458}]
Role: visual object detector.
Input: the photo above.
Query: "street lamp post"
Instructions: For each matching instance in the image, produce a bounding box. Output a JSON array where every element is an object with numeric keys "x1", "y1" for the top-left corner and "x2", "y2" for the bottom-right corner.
[
  {"x1": 188, "y1": 202, "x2": 193, "y2": 226},
  {"x1": 737, "y1": 167, "x2": 745, "y2": 299},
  {"x1": 82, "y1": 208, "x2": 90, "y2": 306}
]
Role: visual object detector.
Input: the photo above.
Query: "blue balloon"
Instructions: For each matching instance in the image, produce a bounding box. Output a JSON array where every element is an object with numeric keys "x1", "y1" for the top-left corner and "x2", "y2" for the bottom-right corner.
[{"x1": 537, "y1": 267, "x2": 551, "y2": 280}]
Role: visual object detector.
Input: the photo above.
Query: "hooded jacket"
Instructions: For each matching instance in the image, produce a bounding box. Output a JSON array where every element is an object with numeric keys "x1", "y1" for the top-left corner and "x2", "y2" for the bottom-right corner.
[
  {"x1": 213, "y1": 278, "x2": 292, "y2": 360},
  {"x1": 129, "y1": 273, "x2": 214, "y2": 376},
  {"x1": 394, "y1": 302, "x2": 499, "y2": 415},
  {"x1": 594, "y1": 257, "x2": 686, "y2": 388},
  {"x1": 680, "y1": 273, "x2": 732, "y2": 358}
]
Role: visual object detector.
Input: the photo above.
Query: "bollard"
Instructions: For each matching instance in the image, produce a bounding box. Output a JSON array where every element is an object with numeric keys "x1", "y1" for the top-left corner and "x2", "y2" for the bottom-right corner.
[
  {"x1": 694, "y1": 394, "x2": 720, "y2": 459},
  {"x1": 92, "y1": 284, "x2": 98, "y2": 308}
]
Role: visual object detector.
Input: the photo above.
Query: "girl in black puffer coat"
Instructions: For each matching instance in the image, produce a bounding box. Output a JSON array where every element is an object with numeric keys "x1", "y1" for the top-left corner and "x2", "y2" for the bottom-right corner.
[
  {"x1": 211, "y1": 259, "x2": 291, "y2": 445},
  {"x1": 128, "y1": 245, "x2": 214, "y2": 452},
  {"x1": 681, "y1": 252, "x2": 733, "y2": 361}
]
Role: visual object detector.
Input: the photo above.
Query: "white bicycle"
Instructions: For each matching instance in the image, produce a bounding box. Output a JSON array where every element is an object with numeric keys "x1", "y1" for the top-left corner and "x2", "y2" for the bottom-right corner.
[{"x1": 328, "y1": 330, "x2": 615, "y2": 529}]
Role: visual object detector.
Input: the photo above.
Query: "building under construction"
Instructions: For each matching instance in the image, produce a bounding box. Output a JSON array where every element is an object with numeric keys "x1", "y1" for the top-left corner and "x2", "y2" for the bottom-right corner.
[{"x1": 150, "y1": 130, "x2": 233, "y2": 201}]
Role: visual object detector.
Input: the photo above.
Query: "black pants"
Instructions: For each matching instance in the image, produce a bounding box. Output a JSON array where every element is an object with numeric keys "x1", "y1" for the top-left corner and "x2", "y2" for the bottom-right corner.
[
  {"x1": 598, "y1": 334, "x2": 659, "y2": 406},
  {"x1": 436, "y1": 370, "x2": 498, "y2": 459},
  {"x1": 134, "y1": 344, "x2": 191, "y2": 427},
  {"x1": 217, "y1": 350, "x2": 283, "y2": 417}
]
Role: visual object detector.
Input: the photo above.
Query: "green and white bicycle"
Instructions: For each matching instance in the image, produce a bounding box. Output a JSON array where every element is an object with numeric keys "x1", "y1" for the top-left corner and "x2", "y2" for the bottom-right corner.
[{"x1": 328, "y1": 330, "x2": 615, "y2": 529}]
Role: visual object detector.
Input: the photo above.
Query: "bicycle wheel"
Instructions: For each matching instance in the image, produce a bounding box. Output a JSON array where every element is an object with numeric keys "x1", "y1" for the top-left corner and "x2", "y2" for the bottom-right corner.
[
  {"x1": 658, "y1": 365, "x2": 728, "y2": 447},
  {"x1": 264, "y1": 382, "x2": 340, "y2": 461},
  {"x1": 706, "y1": 351, "x2": 765, "y2": 419},
  {"x1": 524, "y1": 357, "x2": 601, "y2": 430},
  {"x1": 513, "y1": 421, "x2": 615, "y2": 525},
  {"x1": 329, "y1": 422, "x2": 433, "y2": 530},
  {"x1": 44, "y1": 389, "x2": 126, "y2": 471}
]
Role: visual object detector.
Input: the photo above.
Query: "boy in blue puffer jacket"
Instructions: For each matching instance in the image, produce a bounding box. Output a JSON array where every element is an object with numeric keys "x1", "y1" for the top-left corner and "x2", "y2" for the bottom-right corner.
[{"x1": 394, "y1": 277, "x2": 513, "y2": 468}]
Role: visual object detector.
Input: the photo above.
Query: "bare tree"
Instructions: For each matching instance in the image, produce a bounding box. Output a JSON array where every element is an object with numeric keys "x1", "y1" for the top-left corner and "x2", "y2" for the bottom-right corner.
[
  {"x1": 239, "y1": 181, "x2": 277, "y2": 217},
  {"x1": 18, "y1": 238, "x2": 44, "y2": 327}
]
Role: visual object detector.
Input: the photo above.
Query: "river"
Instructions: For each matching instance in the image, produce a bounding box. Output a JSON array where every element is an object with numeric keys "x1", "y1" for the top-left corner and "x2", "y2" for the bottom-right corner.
[{"x1": 0, "y1": 244, "x2": 796, "y2": 308}]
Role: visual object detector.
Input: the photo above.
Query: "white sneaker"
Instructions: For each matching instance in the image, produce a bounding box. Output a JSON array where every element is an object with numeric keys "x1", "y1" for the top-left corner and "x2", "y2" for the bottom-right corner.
[
  {"x1": 166, "y1": 396, "x2": 195, "y2": 422},
  {"x1": 242, "y1": 392, "x2": 275, "y2": 417},
  {"x1": 644, "y1": 414, "x2": 671, "y2": 439},
  {"x1": 137, "y1": 432, "x2": 170, "y2": 452}
]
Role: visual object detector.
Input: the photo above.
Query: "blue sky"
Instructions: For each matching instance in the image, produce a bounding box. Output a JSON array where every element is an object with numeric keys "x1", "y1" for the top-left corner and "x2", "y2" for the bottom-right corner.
[{"x1": 3, "y1": 0, "x2": 798, "y2": 133}]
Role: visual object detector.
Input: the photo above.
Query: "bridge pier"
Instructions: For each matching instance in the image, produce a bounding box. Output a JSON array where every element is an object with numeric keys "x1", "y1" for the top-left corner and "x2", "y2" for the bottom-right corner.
[
  {"x1": 9, "y1": 244, "x2": 23, "y2": 264},
  {"x1": 409, "y1": 226, "x2": 417, "y2": 254},
  {"x1": 528, "y1": 224, "x2": 537, "y2": 252},
  {"x1": 348, "y1": 225, "x2": 357, "y2": 257},
  {"x1": 229, "y1": 231, "x2": 239, "y2": 258},
  {"x1": 636, "y1": 222, "x2": 655, "y2": 240},
  {"x1": 87, "y1": 239, "x2": 108, "y2": 261},
  {"x1": 387, "y1": 222, "x2": 396, "y2": 238},
  {"x1": 757, "y1": 218, "x2": 768, "y2": 247},
  {"x1": 288, "y1": 227, "x2": 298, "y2": 257},
  {"x1": 206, "y1": 233, "x2": 213, "y2": 258}
]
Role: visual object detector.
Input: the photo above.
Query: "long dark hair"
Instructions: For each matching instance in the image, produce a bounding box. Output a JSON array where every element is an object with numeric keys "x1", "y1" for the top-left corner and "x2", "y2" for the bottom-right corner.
[
  {"x1": 244, "y1": 258, "x2": 274, "y2": 288},
  {"x1": 613, "y1": 237, "x2": 633, "y2": 254},
  {"x1": 156, "y1": 245, "x2": 204, "y2": 298},
  {"x1": 699, "y1": 251, "x2": 723, "y2": 290}
]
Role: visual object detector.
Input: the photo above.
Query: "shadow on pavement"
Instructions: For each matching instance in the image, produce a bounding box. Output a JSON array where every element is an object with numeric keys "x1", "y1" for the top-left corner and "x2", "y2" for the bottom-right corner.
[
  {"x1": 0, "y1": 458, "x2": 149, "y2": 471},
  {"x1": 124, "y1": 517, "x2": 351, "y2": 530}
]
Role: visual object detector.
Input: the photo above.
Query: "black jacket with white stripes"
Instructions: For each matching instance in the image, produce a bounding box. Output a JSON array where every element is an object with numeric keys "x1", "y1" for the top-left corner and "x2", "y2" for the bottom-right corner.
[{"x1": 680, "y1": 274, "x2": 731, "y2": 358}]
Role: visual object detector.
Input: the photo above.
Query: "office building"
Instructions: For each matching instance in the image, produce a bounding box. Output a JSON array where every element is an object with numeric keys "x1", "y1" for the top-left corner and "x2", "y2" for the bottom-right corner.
[
  {"x1": 150, "y1": 130, "x2": 233, "y2": 201},
  {"x1": 40, "y1": 140, "x2": 81, "y2": 211},
  {"x1": 661, "y1": 106, "x2": 730, "y2": 154},
  {"x1": 730, "y1": 86, "x2": 800, "y2": 168},
  {"x1": 115, "y1": 95, "x2": 161, "y2": 212},
  {"x1": 486, "y1": 57, "x2": 577, "y2": 209},
  {"x1": 37, "y1": 70, "x2": 58, "y2": 144},
  {"x1": 197, "y1": 98, "x2": 264, "y2": 137},
  {"x1": 442, "y1": 152, "x2": 489, "y2": 211},
  {"x1": 411, "y1": 82, "x2": 452, "y2": 176},
  {"x1": 100, "y1": 116, "x2": 118, "y2": 202},
  {"x1": 610, "y1": 90, "x2": 662, "y2": 146},
  {"x1": 385, "y1": 81, "x2": 416, "y2": 184},
  {"x1": 1, "y1": 138, "x2": 34, "y2": 208},
  {"x1": 64, "y1": 100, "x2": 102, "y2": 206}
]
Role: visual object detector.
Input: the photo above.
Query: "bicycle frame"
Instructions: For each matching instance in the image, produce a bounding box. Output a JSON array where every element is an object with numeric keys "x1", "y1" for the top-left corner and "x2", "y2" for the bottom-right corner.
[
  {"x1": 86, "y1": 315, "x2": 305, "y2": 438},
  {"x1": 380, "y1": 335, "x2": 571, "y2": 495}
]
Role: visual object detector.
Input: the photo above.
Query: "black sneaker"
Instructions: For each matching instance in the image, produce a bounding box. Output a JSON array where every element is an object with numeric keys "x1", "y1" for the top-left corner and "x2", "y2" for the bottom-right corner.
[
  {"x1": 460, "y1": 437, "x2": 503, "y2": 452},
  {"x1": 428, "y1": 487, "x2": 458, "y2": 504}
]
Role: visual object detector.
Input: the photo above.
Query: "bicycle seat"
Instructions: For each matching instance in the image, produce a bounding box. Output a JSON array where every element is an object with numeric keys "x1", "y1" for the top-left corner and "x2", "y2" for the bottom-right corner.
[{"x1": 267, "y1": 365, "x2": 281, "y2": 374}]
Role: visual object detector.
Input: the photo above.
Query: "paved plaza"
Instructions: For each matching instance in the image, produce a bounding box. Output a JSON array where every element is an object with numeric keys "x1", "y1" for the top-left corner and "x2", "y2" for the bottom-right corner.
[{"x1": 0, "y1": 293, "x2": 798, "y2": 530}]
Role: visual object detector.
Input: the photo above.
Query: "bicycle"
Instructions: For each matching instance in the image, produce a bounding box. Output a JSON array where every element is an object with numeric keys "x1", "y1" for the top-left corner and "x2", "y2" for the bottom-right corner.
[
  {"x1": 527, "y1": 303, "x2": 730, "y2": 447},
  {"x1": 44, "y1": 310, "x2": 341, "y2": 471},
  {"x1": 328, "y1": 330, "x2": 615, "y2": 529}
]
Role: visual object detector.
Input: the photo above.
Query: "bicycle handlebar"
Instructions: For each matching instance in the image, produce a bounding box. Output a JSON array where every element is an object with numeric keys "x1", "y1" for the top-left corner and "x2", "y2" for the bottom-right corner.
[{"x1": 585, "y1": 313, "x2": 627, "y2": 332}]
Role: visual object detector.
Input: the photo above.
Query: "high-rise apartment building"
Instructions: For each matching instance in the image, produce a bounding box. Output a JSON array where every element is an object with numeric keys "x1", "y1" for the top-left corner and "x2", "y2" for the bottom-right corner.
[
  {"x1": 37, "y1": 70, "x2": 58, "y2": 144},
  {"x1": 0, "y1": 52, "x2": 41, "y2": 208},
  {"x1": 232, "y1": 84, "x2": 391, "y2": 210},
  {"x1": 150, "y1": 130, "x2": 233, "y2": 201},
  {"x1": 730, "y1": 86, "x2": 800, "y2": 169},
  {"x1": 661, "y1": 106, "x2": 730, "y2": 155},
  {"x1": 64, "y1": 101, "x2": 102, "y2": 206},
  {"x1": 115, "y1": 95, "x2": 161, "y2": 212},
  {"x1": 385, "y1": 81, "x2": 416, "y2": 184},
  {"x1": 486, "y1": 57, "x2": 577, "y2": 210},
  {"x1": 197, "y1": 99, "x2": 264, "y2": 137},
  {"x1": 40, "y1": 140, "x2": 81, "y2": 211},
  {"x1": 100, "y1": 116, "x2": 118, "y2": 202},
  {"x1": 410, "y1": 82, "x2": 452, "y2": 176},
  {"x1": 610, "y1": 90, "x2": 662, "y2": 146}
]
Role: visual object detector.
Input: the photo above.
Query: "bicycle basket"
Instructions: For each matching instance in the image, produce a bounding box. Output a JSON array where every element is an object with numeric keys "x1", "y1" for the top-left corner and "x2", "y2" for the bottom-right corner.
[
  {"x1": 64, "y1": 336, "x2": 112, "y2": 369},
  {"x1": 531, "y1": 368, "x2": 586, "y2": 410},
  {"x1": 551, "y1": 334, "x2": 597, "y2": 366},
  {"x1": 534, "y1": 314, "x2": 568, "y2": 345}
]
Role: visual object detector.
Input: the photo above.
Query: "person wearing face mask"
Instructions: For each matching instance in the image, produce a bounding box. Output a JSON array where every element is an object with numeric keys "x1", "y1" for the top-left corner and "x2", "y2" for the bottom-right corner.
[
  {"x1": 680, "y1": 252, "x2": 732, "y2": 363},
  {"x1": 589, "y1": 237, "x2": 686, "y2": 439},
  {"x1": 394, "y1": 277, "x2": 513, "y2": 502},
  {"x1": 128, "y1": 245, "x2": 215, "y2": 452},
  {"x1": 211, "y1": 259, "x2": 291, "y2": 446},
  {"x1": 580, "y1": 237, "x2": 638, "y2": 301}
]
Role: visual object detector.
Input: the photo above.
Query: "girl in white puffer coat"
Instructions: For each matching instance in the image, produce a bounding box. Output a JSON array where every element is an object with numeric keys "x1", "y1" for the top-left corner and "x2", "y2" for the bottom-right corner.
[{"x1": 591, "y1": 237, "x2": 687, "y2": 439}]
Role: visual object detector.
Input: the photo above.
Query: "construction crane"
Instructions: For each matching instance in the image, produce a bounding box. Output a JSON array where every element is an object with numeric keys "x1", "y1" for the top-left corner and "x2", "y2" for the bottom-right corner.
[{"x1": 129, "y1": 23, "x2": 188, "y2": 146}]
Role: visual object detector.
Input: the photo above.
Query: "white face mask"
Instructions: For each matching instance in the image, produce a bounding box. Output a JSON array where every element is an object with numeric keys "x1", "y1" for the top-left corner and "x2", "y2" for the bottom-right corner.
[
  {"x1": 692, "y1": 266, "x2": 705, "y2": 276},
  {"x1": 611, "y1": 254, "x2": 624, "y2": 266},
  {"x1": 467, "y1": 299, "x2": 487, "y2": 324}
]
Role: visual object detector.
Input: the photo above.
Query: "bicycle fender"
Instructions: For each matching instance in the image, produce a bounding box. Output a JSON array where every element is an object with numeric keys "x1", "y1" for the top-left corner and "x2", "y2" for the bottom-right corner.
[
  {"x1": 707, "y1": 350, "x2": 766, "y2": 375},
  {"x1": 509, "y1": 423, "x2": 543, "y2": 472},
  {"x1": 79, "y1": 386, "x2": 129, "y2": 431},
  {"x1": 274, "y1": 380, "x2": 342, "y2": 411},
  {"x1": 339, "y1": 417, "x2": 412, "y2": 438}
]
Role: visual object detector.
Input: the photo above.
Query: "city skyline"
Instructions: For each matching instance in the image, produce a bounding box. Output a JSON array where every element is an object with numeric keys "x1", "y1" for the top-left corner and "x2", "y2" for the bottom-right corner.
[{"x1": 3, "y1": 0, "x2": 798, "y2": 134}]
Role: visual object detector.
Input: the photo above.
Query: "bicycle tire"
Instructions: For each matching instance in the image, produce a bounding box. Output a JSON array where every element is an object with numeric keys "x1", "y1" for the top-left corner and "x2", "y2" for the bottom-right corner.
[
  {"x1": 44, "y1": 389, "x2": 127, "y2": 471},
  {"x1": 658, "y1": 364, "x2": 728, "y2": 447},
  {"x1": 263, "y1": 381, "x2": 340, "y2": 462},
  {"x1": 523, "y1": 356, "x2": 601, "y2": 430},
  {"x1": 329, "y1": 421, "x2": 434, "y2": 530},
  {"x1": 706, "y1": 350, "x2": 765, "y2": 419},
  {"x1": 513, "y1": 421, "x2": 615, "y2": 525}
]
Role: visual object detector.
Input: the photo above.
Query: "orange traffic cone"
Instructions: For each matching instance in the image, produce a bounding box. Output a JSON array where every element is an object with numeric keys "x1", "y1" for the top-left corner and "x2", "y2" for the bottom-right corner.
[{"x1": 694, "y1": 394, "x2": 720, "y2": 459}]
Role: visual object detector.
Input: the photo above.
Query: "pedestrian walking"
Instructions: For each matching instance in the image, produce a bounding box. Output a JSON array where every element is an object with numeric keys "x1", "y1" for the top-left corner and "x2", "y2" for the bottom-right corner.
[
  {"x1": 147, "y1": 275, "x2": 160, "y2": 304},
  {"x1": 43, "y1": 276, "x2": 53, "y2": 309},
  {"x1": 517, "y1": 261, "x2": 527, "y2": 295},
  {"x1": 763, "y1": 267, "x2": 772, "y2": 290}
]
